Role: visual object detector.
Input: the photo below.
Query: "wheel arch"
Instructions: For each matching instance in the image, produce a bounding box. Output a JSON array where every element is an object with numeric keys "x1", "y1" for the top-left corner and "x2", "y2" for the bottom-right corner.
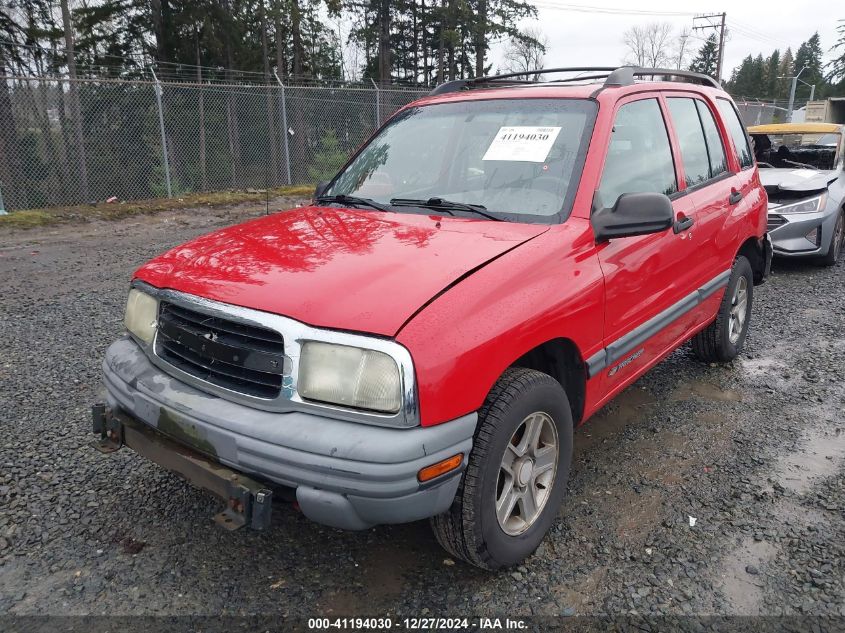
[
  {"x1": 508, "y1": 337, "x2": 587, "y2": 426},
  {"x1": 737, "y1": 235, "x2": 767, "y2": 285}
]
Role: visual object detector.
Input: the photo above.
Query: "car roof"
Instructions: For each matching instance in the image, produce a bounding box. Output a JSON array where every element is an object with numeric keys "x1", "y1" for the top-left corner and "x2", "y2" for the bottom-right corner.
[
  {"x1": 405, "y1": 66, "x2": 728, "y2": 110},
  {"x1": 748, "y1": 123, "x2": 842, "y2": 135},
  {"x1": 409, "y1": 80, "x2": 727, "y2": 110}
]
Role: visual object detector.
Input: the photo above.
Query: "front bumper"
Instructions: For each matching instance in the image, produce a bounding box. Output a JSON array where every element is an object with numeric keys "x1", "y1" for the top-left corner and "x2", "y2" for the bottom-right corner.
[
  {"x1": 768, "y1": 207, "x2": 839, "y2": 258},
  {"x1": 93, "y1": 404, "x2": 275, "y2": 530},
  {"x1": 97, "y1": 337, "x2": 475, "y2": 530}
]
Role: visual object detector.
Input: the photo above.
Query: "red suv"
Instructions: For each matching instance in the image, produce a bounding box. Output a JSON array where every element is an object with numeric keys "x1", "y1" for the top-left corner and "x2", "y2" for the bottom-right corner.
[{"x1": 93, "y1": 66, "x2": 772, "y2": 570}]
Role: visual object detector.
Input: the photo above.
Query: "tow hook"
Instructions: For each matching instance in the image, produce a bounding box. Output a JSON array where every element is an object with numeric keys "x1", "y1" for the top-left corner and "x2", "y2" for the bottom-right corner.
[{"x1": 91, "y1": 402, "x2": 124, "y2": 453}]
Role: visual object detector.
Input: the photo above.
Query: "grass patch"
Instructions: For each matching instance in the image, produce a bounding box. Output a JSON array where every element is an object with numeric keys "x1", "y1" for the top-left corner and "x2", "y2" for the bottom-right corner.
[
  {"x1": 0, "y1": 210, "x2": 55, "y2": 229},
  {"x1": 0, "y1": 185, "x2": 314, "y2": 230}
]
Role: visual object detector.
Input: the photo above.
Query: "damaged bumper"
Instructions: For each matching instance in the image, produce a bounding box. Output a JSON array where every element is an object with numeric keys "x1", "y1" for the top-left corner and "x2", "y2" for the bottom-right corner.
[
  {"x1": 96, "y1": 337, "x2": 475, "y2": 530},
  {"x1": 93, "y1": 404, "x2": 274, "y2": 530},
  {"x1": 768, "y1": 207, "x2": 839, "y2": 258}
]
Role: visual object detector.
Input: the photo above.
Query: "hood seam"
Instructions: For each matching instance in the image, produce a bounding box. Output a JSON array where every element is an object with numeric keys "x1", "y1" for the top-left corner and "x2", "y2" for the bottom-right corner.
[{"x1": 393, "y1": 226, "x2": 551, "y2": 338}]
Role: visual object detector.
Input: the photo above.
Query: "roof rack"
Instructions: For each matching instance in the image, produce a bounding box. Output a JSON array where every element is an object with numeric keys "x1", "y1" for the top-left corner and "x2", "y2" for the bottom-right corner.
[{"x1": 428, "y1": 66, "x2": 721, "y2": 96}]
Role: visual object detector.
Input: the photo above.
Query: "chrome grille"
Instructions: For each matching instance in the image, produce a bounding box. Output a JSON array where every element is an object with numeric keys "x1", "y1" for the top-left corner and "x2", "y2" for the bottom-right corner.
[{"x1": 155, "y1": 301, "x2": 284, "y2": 399}]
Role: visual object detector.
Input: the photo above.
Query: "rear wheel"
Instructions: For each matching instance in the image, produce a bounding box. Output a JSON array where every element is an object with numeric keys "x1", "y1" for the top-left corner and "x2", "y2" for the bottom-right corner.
[
  {"x1": 691, "y1": 256, "x2": 753, "y2": 363},
  {"x1": 430, "y1": 368, "x2": 573, "y2": 570},
  {"x1": 820, "y1": 209, "x2": 844, "y2": 267}
]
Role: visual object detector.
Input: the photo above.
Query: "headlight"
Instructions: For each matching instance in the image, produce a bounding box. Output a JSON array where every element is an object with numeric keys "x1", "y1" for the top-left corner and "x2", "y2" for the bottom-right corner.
[
  {"x1": 298, "y1": 341, "x2": 402, "y2": 413},
  {"x1": 124, "y1": 288, "x2": 159, "y2": 344},
  {"x1": 772, "y1": 192, "x2": 827, "y2": 214}
]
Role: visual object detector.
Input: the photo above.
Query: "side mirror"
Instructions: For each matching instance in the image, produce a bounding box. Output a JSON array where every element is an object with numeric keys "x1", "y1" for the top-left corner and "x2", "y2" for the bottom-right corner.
[
  {"x1": 591, "y1": 192, "x2": 674, "y2": 242},
  {"x1": 314, "y1": 181, "x2": 330, "y2": 199}
]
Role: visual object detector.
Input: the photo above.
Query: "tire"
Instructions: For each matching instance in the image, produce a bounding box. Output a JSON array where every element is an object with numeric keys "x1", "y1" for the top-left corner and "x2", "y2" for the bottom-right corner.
[
  {"x1": 691, "y1": 256, "x2": 753, "y2": 363},
  {"x1": 820, "y1": 209, "x2": 844, "y2": 267},
  {"x1": 430, "y1": 367, "x2": 573, "y2": 570}
]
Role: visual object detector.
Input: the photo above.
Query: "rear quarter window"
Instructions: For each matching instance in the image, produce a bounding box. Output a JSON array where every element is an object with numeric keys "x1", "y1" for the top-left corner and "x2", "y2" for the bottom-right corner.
[
  {"x1": 667, "y1": 98, "x2": 711, "y2": 187},
  {"x1": 716, "y1": 99, "x2": 754, "y2": 169}
]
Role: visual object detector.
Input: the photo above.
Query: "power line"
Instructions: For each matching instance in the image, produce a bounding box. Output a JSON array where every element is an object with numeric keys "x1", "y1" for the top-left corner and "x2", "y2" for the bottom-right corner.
[
  {"x1": 726, "y1": 21, "x2": 784, "y2": 48},
  {"x1": 729, "y1": 18, "x2": 785, "y2": 43},
  {"x1": 532, "y1": 2, "x2": 697, "y2": 17}
]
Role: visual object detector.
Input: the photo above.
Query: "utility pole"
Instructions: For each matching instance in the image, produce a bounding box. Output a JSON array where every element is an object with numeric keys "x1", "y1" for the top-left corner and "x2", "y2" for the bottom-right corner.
[
  {"x1": 693, "y1": 12, "x2": 727, "y2": 81},
  {"x1": 60, "y1": 0, "x2": 90, "y2": 202},
  {"x1": 783, "y1": 66, "x2": 809, "y2": 122}
]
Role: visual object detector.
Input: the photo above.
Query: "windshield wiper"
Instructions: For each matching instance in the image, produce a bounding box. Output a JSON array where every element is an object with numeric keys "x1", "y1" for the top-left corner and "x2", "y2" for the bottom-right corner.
[
  {"x1": 315, "y1": 194, "x2": 390, "y2": 212},
  {"x1": 390, "y1": 197, "x2": 504, "y2": 222}
]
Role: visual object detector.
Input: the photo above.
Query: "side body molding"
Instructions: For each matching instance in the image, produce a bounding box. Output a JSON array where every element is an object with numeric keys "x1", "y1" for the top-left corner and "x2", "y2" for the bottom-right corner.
[{"x1": 586, "y1": 269, "x2": 731, "y2": 378}]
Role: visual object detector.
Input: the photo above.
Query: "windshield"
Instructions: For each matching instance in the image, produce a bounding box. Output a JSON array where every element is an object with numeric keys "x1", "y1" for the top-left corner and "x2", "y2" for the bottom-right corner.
[
  {"x1": 752, "y1": 132, "x2": 842, "y2": 171},
  {"x1": 325, "y1": 98, "x2": 597, "y2": 223}
]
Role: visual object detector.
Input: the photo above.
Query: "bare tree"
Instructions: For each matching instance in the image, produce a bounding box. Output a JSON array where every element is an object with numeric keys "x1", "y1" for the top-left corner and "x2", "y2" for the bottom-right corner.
[
  {"x1": 623, "y1": 22, "x2": 673, "y2": 68},
  {"x1": 501, "y1": 26, "x2": 547, "y2": 79}
]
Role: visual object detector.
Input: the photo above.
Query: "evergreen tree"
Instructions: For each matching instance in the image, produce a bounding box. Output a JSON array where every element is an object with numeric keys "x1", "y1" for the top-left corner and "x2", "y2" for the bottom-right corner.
[
  {"x1": 826, "y1": 20, "x2": 845, "y2": 88},
  {"x1": 307, "y1": 130, "x2": 347, "y2": 181},
  {"x1": 688, "y1": 33, "x2": 718, "y2": 78},
  {"x1": 794, "y1": 32, "x2": 825, "y2": 99},
  {"x1": 347, "y1": 0, "x2": 539, "y2": 84},
  {"x1": 0, "y1": 1, "x2": 24, "y2": 199},
  {"x1": 764, "y1": 49, "x2": 780, "y2": 99},
  {"x1": 727, "y1": 55, "x2": 754, "y2": 96},
  {"x1": 777, "y1": 47, "x2": 794, "y2": 99},
  {"x1": 751, "y1": 53, "x2": 766, "y2": 96}
]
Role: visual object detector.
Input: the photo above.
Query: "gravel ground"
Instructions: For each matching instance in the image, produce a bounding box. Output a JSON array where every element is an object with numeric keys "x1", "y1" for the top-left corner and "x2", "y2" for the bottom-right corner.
[{"x1": 1, "y1": 202, "x2": 843, "y2": 622}]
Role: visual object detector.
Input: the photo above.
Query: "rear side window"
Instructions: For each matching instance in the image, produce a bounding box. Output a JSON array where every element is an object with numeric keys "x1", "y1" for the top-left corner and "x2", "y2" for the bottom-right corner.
[
  {"x1": 598, "y1": 99, "x2": 677, "y2": 207},
  {"x1": 696, "y1": 100, "x2": 728, "y2": 178},
  {"x1": 667, "y1": 98, "x2": 711, "y2": 187},
  {"x1": 717, "y1": 99, "x2": 753, "y2": 168}
]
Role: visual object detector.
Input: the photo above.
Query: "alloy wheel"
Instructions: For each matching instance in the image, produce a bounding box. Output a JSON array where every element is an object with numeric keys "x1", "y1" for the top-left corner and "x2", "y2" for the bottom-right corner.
[
  {"x1": 728, "y1": 275, "x2": 749, "y2": 345},
  {"x1": 495, "y1": 411, "x2": 558, "y2": 536}
]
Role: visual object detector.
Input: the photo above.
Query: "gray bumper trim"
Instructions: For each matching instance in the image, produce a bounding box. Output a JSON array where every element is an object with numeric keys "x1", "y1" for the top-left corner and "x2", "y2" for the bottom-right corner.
[{"x1": 102, "y1": 337, "x2": 475, "y2": 529}]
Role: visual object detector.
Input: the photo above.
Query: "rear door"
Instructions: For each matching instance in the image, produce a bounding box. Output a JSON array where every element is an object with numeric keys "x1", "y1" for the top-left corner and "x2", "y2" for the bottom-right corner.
[
  {"x1": 662, "y1": 93, "x2": 734, "y2": 291},
  {"x1": 716, "y1": 98, "x2": 764, "y2": 259},
  {"x1": 593, "y1": 94, "x2": 697, "y2": 392}
]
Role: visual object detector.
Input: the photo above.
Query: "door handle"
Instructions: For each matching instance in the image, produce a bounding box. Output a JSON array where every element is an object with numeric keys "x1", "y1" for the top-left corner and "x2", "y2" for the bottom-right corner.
[
  {"x1": 673, "y1": 216, "x2": 694, "y2": 234},
  {"x1": 729, "y1": 190, "x2": 743, "y2": 205}
]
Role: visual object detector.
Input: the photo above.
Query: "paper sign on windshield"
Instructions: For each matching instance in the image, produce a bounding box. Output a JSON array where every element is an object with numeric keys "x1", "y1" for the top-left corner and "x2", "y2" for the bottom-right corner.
[{"x1": 482, "y1": 126, "x2": 562, "y2": 162}]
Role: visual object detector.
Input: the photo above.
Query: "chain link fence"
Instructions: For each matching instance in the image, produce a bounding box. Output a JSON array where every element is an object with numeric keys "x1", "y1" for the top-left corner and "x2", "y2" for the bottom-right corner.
[
  {"x1": 1, "y1": 76, "x2": 818, "y2": 213},
  {"x1": 733, "y1": 99, "x2": 797, "y2": 127},
  {"x1": 0, "y1": 76, "x2": 429, "y2": 212}
]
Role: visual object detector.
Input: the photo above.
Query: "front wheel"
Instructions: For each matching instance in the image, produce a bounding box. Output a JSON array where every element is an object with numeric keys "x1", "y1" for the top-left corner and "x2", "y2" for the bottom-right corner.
[
  {"x1": 691, "y1": 256, "x2": 754, "y2": 363},
  {"x1": 820, "y1": 210, "x2": 844, "y2": 267},
  {"x1": 430, "y1": 368, "x2": 573, "y2": 570}
]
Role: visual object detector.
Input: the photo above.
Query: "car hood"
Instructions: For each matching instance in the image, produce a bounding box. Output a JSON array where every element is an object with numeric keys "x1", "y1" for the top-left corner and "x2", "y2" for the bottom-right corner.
[
  {"x1": 759, "y1": 168, "x2": 837, "y2": 195},
  {"x1": 134, "y1": 206, "x2": 548, "y2": 336}
]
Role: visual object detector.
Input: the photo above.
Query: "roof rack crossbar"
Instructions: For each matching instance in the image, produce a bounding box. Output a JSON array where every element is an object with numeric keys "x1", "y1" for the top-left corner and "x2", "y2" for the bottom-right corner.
[
  {"x1": 428, "y1": 67, "x2": 618, "y2": 95},
  {"x1": 625, "y1": 67, "x2": 721, "y2": 89},
  {"x1": 551, "y1": 73, "x2": 619, "y2": 84},
  {"x1": 428, "y1": 65, "x2": 721, "y2": 96}
]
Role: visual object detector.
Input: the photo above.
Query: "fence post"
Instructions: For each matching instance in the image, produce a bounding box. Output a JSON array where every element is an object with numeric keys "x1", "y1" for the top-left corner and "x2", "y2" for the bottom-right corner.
[
  {"x1": 150, "y1": 68, "x2": 173, "y2": 198},
  {"x1": 273, "y1": 69, "x2": 292, "y2": 185},
  {"x1": 0, "y1": 181, "x2": 6, "y2": 215},
  {"x1": 370, "y1": 78, "x2": 380, "y2": 127}
]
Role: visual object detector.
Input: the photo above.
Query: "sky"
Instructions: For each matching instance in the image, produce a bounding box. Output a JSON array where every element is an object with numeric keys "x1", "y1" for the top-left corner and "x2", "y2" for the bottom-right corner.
[{"x1": 487, "y1": 0, "x2": 843, "y2": 91}]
